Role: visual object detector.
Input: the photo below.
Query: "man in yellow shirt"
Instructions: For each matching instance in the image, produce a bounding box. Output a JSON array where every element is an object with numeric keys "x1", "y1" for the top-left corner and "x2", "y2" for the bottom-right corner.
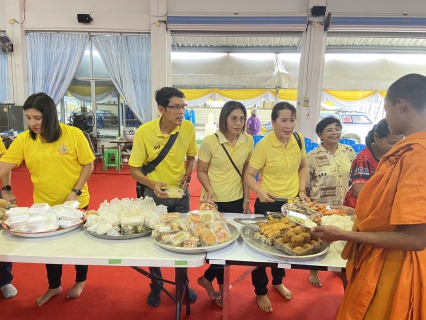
[
  {"x1": 129, "y1": 87, "x2": 198, "y2": 307},
  {"x1": 0, "y1": 138, "x2": 17, "y2": 299}
]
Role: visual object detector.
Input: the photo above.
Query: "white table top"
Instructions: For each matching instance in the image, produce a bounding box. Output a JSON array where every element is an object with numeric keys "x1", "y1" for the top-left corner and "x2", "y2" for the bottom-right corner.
[
  {"x1": 0, "y1": 226, "x2": 205, "y2": 268},
  {"x1": 208, "y1": 214, "x2": 347, "y2": 271}
]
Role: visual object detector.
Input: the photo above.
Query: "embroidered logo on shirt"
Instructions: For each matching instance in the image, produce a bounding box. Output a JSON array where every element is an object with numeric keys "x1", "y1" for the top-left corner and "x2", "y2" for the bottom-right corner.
[{"x1": 58, "y1": 143, "x2": 69, "y2": 155}]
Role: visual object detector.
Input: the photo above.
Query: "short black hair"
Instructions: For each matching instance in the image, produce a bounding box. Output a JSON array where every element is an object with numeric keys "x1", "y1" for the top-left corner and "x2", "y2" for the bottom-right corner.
[
  {"x1": 365, "y1": 118, "x2": 391, "y2": 146},
  {"x1": 316, "y1": 116, "x2": 342, "y2": 137},
  {"x1": 218, "y1": 101, "x2": 247, "y2": 134},
  {"x1": 386, "y1": 73, "x2": 426, "y2": 112},
  {"x1": 155, "y1": 87, "x2": 185, "y2": 108},
  {"x1": 271, "y1": 102, "x2": 296, "y2": 122},
  {"x1": 23, "y1": 92, "x2": 61, "y2": 143}
]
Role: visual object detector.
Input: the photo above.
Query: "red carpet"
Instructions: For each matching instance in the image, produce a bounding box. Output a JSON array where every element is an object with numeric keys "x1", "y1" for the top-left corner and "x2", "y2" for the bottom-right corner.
[{"x1": 0, "y1": 166, "x2": 344, "y2": 319}]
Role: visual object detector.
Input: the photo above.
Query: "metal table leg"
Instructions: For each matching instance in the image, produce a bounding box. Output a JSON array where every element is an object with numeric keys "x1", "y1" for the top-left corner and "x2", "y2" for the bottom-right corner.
[
  {"x1": 175, "y1": 267, "x2": 190, "y2": 320},
  {"x1": 222, "y1": 265, "x2": 230, "y2": 320}
]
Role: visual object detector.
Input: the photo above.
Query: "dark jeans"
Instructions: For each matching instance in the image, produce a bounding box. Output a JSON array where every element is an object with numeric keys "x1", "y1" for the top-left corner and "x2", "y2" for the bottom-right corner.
[
  {"x1": 203, "y1": 199, "x2": 244, "y2": 285},
  {"x1": 0, "y1": 262, "x2": 13, "y2": 287},
  {"x1": 46, "y1": 204, "x2": 89, "y2": 289},
  {"x1": 251, "y1": 199, "x2": 286, "y2": 296},
  {"x1": 145, "y1": 188, "x2": 190, "y2": 291}
]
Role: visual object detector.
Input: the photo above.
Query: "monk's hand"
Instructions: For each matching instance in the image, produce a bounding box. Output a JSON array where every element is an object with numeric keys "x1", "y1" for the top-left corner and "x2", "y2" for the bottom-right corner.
[
  {"x1": 310, "y1": 226, "x2": 344, "y2": 243},
  {"x1": 257, "y1": 188, "x2": 276, "y2": 203},
  {"x1": 331, "y1": 205, "x2": 355, "y2": 215}
]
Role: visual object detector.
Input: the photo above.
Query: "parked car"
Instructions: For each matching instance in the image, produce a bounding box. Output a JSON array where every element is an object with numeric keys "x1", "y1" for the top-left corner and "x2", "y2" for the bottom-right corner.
[{"x1": 320, "y1": 111, "x2": 375, "y2": 144}]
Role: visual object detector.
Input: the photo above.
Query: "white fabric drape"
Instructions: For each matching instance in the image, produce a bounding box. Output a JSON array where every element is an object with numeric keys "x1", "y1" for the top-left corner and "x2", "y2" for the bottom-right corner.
[
  {"x1": 0, "y1": 54, "x2": 10, "y2": 103},
  {"x1": 186, "y1": 92, "x2": 214, "y2": 107},
  {"x1": 321, "y1": 91, "x2": 382, "y2": 110},
  {"x1": 68, "y1": 90, "x2": 113, "y2": 104},
  {"x1": 26, "y1": 33, "x2": 89, "y2": 105},
  {"x1": 92, "y1": 35, "x2": 151, "y2": 123}
]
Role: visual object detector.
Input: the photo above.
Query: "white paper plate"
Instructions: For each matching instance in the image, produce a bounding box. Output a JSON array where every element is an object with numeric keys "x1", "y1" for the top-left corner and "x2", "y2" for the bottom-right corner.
[{"x1": 1, "y1": 219, "x2": 84, "y2": 238}]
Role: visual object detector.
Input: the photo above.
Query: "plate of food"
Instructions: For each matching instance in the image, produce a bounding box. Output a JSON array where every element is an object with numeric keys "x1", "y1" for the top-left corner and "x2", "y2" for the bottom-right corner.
[
  {"x1": 1, "y1": 218, "x2": 85, "y2": 238},
  {"x1": 240, "y1": 215, "x2": 329, "y2": 260},
  {"x1": 84, "y1": 225, "x2": 152, "y2": 240}
]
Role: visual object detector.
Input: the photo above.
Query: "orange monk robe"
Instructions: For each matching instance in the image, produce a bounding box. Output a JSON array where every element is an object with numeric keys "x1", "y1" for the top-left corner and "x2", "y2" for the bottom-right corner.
[{"x1": 337, "y1": 132, "x2": 426, "y2": 320}]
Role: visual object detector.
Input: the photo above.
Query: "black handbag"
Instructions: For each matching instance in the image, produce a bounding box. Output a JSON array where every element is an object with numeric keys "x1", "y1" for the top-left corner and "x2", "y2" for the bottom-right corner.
[{"x1": 136, "y1": 132, "x2": 179, "y2": 198}]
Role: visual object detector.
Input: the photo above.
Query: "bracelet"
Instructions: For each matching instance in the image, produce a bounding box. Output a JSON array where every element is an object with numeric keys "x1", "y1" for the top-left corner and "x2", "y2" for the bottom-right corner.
[{"x1": 245, "y1": 198, "x2": 250, "y2": 202}]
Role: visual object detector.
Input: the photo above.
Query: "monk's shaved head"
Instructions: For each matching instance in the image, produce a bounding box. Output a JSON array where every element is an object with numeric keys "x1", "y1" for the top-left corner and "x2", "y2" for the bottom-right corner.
[{"x1": 386, "y1": 73, "x2": 426, "y2": 112}]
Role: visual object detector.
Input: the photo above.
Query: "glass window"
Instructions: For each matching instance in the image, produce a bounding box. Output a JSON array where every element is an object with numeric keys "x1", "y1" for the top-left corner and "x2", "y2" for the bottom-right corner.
[
  {"x1": 341, "y1": 115, "x2": 352, "y2": 124},
  {"x1": 92, "y1": 43, "x2": 110, "y2": 78},
  {"x1": 96, "y1": 81, "x2": 120, "y2": 138},
  {"x1": 352, "y1": 115, "x2": 372, "y2": 124},
  {"x1": 75, "y1": 43, "x2": 91, "y2": 77}
]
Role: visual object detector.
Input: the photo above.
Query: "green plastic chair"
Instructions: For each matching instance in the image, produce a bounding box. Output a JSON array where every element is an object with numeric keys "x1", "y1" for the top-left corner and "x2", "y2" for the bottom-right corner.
[{"x1": 103, "y1": 149, "x2": 120, "y2": 171}]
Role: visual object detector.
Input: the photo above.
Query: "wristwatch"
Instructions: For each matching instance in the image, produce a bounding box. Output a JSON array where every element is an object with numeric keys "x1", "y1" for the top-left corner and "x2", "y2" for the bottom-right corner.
[
  {"x1": 2, "y1": 185, "x2": 11, "y2": 191},
  {"x1": 72, "y1": 188, "x2": 82, "y2": 196},
  {"x1": 245, "y1": 198, "x2": 250, "y2": 202}
]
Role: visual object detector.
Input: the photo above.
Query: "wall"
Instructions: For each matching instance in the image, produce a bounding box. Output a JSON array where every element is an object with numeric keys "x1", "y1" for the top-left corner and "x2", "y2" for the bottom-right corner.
[
  {"x1": 0, "y1": 0, "x2": 4, "y2": 30},
  {"x1": 3, "y1": 0, "x2": 151, "y2": 32},
  {"x1": 167, "y1": 0, "x2": 308, "y2": 14},
  {"x1": 327, "y1": 0, "x2": 426, "y2": 14}
]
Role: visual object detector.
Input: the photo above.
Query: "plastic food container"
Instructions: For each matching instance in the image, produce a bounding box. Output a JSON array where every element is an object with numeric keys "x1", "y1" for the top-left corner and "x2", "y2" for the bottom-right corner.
[
  {"x1": 6, "y1": 207, "x2": 29, "y2": 216},
  {"x1": 62, "y1": 201, "x2": 80, "y2": 210},
  {"x1": 28, "y1": 203, "x2": 51, "y2": 215},
  {"x1": 164, "y1": 187, "x2": 185, "y2": 199},
  {"x1": 8, "y1": 214, "x2": 29, "y2": 223}
]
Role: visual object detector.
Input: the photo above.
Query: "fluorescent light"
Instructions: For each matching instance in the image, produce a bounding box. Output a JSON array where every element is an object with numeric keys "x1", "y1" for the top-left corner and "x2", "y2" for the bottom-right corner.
[{"x1": 171, "y1": 52, "x2": 227, "y2": 59}]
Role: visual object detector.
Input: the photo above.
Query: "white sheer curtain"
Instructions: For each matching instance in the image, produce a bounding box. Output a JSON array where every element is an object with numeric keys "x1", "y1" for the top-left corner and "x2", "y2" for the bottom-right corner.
[
  {"x1": 27, "y1": 33, "x2": 89, "y2": 104},
  {"x1": 0, "y1": 54, "x2": 10, "y2": 102},
  {"x1": 92, "y1": 35, "x2": 151, "y2": 123}
]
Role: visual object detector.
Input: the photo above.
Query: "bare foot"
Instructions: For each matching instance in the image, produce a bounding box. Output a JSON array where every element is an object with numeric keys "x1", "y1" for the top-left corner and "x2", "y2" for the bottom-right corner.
[
  {"x1": 309, "y1": 270, "x2": 322, "y2": 287},
  {"x1": 215, "y1": 284, "x2": 223, "y2": 307},
  {"x1": 256, "y1": 295, "x2": 273, "y2": 312},
  {"x1": 272, "y1": 284, "x2": 293, "y2": 301},
  {"x1": 197, "y1": 276, "x2": 220, "y2": 300},
  {"x1": 66, "y1": 281, "x2": 85, "y2": 299},
  {"x1": 37, "y1": 287, "x2": 62, "y2": 306}
]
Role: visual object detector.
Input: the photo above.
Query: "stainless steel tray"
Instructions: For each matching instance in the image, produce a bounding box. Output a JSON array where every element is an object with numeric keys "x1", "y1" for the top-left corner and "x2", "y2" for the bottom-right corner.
[
  {"x1": 154, "y1": 224, "x2": 240, "y2": 253},
  {"x1": 84, "y1": 226, "x2": 152, "y2": 240},
  {"x1": 241, "y1": 225, "x2": 329, "y2": 261}
]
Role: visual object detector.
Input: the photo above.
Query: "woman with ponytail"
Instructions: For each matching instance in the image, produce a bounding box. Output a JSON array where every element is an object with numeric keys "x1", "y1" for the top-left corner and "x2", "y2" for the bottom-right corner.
[{"x1": 344, "y1": 118, "x2": 403, "y2": 208}]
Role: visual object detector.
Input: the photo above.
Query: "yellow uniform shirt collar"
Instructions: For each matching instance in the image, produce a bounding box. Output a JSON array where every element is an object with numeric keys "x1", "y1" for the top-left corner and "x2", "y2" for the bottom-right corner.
[
  {"x1": 154, "y1": 116, "x2": 181, "y2": 137},
  {"x1": 271, "y1": 131, "x2": 297, "y2": 147},
  {"x1": 217, "y1": 131, "x2": 248, "y2": 145}
]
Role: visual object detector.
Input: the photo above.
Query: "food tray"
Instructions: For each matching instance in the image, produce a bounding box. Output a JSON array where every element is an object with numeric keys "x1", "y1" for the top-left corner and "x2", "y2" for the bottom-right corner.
[
  {"x1": 84, "y1": 226, "x2": 152, "y2": 240},
  {"x1": 281, "y1": 202, "x2": 319, "y2": 215},
  {"x1": 1, "y1": 219, "x2": 84, "y2": 238},
  {"x1": 241, "y1": 224, "x2": 329, "y2": 261},
  {"x1": 154, "y1": 224, "x2": 239, "y2": 253}
]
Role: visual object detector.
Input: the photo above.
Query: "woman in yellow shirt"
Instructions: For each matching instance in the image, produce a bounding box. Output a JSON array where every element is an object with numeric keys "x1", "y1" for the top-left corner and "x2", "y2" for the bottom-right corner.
[
  {"x1": 196, "y1": 101, "x2": 253, "y2": 306},
  {"x1": 245, "y1": 102, "x2": 309, "y2": 313},
  {"x1": 0, "y1": 93, "x2": 95, "y2": 306}
]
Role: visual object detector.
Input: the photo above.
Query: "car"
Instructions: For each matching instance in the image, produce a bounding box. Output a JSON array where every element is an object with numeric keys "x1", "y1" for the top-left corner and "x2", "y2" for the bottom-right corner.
[{"x1": 320, "y1": 111, "x2": 375, "y2": 144}]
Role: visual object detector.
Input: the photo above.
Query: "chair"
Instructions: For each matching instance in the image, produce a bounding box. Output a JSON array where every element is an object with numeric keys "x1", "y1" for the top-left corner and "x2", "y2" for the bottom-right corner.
[
  {"x1": 352, "y1": 144, "x2": 366, "y2": 155},
  {"x1": 253, "y1": 135, "x2": 264, "y2": 147},
  {"x1": 339, "y1": 138, "x2": 356, "y2": 146},
  {"x1": 83, "y1": 132, "x2": 103, "y2": 170},
  {"x1": 103, "y1": 149, "x2": 120, "y2": 172}
]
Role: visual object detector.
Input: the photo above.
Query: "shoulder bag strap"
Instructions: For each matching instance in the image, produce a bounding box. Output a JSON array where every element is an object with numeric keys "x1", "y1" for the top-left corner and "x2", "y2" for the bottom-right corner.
[
  {"x1": 215, "y1": 133, "x2": 242, "y2": 179},
  {"x1": 293, "y1": 132, "x2": 302, "y2": 150},
  {"x1": 142, "y1": 131, "x2": 179, "y2": 174}
]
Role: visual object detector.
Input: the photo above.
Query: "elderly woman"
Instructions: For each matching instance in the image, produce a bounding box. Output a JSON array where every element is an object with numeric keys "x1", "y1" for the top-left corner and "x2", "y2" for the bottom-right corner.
[
  {"x1": 344, "y1": 118, "x2": 403, "y2": 208},
  {"x1": 246, "y1": 108, "x2": 261, "y2": 136},
  {"x1": 306, "y1": 116, "x2": 356, "y2": 286}
]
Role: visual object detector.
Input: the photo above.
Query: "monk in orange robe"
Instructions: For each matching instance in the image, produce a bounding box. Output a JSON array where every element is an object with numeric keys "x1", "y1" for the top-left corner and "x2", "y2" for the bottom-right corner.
[{"x1": 311, "y1": 73, "x2": 426, "y2": 320}]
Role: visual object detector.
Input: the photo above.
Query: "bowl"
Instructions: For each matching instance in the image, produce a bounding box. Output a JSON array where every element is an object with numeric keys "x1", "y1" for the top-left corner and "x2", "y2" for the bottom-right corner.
[{"x1": 123, "y1": 129, "x2": 135, "y2": 142}]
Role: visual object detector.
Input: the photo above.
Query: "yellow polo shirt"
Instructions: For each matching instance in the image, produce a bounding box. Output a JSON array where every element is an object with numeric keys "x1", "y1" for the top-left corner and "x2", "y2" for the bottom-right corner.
[
  {"x1": 0, "y1": 123, "x2": 95, "y2": 208},
  {"x1": 199, "y1": 132, "x2": 253, "y2": 202},
  {"x1": 129, "y1": 117, "x2": 198, "y2": 187},
  {"x1": 0, "y1": 139, "x2": 6, "y2": 154},
  {"x1": 249, "y1": 131, "x2": 306, "y2": 198}
]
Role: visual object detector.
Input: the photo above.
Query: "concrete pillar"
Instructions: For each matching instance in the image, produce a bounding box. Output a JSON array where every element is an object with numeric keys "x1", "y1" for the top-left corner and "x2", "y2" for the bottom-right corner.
[
  {"x1": 296, "y1": 5, "x2": 327, "y2": 141},
  {"x1": 150, "y1": 0, "x2": 171, "y2": 120},
  {"x1": 4, "y1": 0, "x2": 27, "y2": 104}
]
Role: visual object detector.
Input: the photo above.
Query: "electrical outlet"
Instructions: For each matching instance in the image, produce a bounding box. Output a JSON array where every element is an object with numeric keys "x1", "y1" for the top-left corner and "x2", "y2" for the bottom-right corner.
[
  {"x1": 9, "y1": 19, "x2": 15, "y2": 24},
  {"x1": 306, "y1": 114, "x2": 310, "y2": 119}
]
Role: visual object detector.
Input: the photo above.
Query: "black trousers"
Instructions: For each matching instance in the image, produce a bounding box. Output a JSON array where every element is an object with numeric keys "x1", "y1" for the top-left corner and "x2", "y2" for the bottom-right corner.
[
  {"x1": 0, "y1": 262, "x2": 13, "y2": 287},
  {"x1": 203, "y1": 199, "x2": 244, "y2": 285},
  {"x1": 46, "y1": 204, "x2": 89, "y2": 289},
  {"x1": 251, "y1": 199, "x2": 287, "y2": 295}
]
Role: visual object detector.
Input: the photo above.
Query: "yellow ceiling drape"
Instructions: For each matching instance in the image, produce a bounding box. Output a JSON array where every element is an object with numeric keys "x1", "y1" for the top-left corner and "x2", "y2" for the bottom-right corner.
[
  {"x1": 271, "y1": 89, "x2": 298, "y2": 101},
  {"x1": 379, "y1": 91, "x2": 387, "y2": 98},
  {"x1": 216, "y1": 89, "x2": 268, "y2": 100},
  {"x1": 324, "y1": 90, "x2": 376, "y2": 101},
  {"x1": 180, "y1": 89, "x2": 214, "y2": 100},
  {"x1": 68, "y1": 85, "x2": 114, "y2": 96}
]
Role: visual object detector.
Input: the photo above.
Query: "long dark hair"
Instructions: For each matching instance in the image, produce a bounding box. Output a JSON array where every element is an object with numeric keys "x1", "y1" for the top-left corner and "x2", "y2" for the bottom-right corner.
[
  {"x1": 218, "y1": 101, "x2": 247, "y2": 134},
  {"x1": 365, "y1": 118, "x2": 391, "y2": 146},
  {"x1": 23, "y1": 93, "x2": 61, "y2": 143}
]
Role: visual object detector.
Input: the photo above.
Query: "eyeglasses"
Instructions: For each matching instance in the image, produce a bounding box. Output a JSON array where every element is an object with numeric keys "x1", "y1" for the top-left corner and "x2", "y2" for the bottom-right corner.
[
  {"x1": 167, "y1": 104, "x2": 187, "y2": 111},
  {"x1": 228, "y1": 115, "x2": 246, "y2": 124},
  {"x1": 324, "y1": 128, "x2": 342, "y2": 133}
]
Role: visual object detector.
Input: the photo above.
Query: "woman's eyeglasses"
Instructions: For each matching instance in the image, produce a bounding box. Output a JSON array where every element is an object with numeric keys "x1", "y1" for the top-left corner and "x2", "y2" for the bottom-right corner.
[
  {"x1": 167, "y1": 104, "x2": 187, "y2": 111},
  {"x1": 324, "y1": 128, "x2": 342, "y2": 133},
  {"x1": 228, "y1": 116, "x2": 246, "y2": 124}
]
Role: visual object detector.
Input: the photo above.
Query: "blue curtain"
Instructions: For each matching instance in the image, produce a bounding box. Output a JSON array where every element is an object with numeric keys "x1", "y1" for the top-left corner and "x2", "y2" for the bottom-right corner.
[
  {"x1": 0, "y1": 54, "x2": 10, "y2": 103},
  {"x1": 26, "y1": 33, "x2": 89, "y2": 105},
  {"x1": 92, "y1": 35, "x2": 151, "y2": 123}
]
